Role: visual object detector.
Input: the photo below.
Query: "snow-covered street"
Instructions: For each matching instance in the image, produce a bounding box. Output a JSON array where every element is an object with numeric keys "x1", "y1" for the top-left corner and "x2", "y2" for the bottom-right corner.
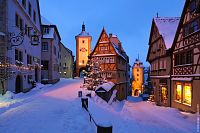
[{"x1": 0, "y1": 78, "x2": 197, "y2": 133}]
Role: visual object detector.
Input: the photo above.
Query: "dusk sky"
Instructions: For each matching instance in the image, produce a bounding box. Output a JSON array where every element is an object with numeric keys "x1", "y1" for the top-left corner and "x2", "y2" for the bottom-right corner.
[{"x1": 39, "y1": 0, "x2": 185, "y2": 66}]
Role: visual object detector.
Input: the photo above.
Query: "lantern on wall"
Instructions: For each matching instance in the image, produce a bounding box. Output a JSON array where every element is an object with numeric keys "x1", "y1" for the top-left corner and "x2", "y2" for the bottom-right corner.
[{"x1": 31, "y1": 31, "x2": 39, "y2": 46}]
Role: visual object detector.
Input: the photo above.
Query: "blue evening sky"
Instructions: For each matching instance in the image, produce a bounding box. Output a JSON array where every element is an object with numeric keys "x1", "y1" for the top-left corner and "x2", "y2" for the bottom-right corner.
[{"x1": 39, "y1": 0, "x2": 185, "y2": 67}]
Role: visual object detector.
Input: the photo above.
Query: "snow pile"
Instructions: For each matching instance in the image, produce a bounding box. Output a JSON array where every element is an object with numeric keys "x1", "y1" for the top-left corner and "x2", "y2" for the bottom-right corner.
[{"x1": 0, "y1": 83, "x2": 51, "y2": 110}]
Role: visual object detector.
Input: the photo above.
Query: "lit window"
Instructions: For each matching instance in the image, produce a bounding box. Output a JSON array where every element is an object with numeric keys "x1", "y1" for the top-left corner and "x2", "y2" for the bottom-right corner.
[
  {"x1": 176, "y1": 84, "x2": 182, "y2": 102},
  {"x1": 183, "y1": 84, "x2": 192, "y2": 105},
  {"x1": 161, "y1": 87, "x2": 168, "y2": 104}
]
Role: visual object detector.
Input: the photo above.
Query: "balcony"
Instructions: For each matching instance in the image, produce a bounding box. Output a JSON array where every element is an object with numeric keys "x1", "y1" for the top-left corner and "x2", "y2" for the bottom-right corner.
[
  {"x1": 183, "y1": 29, "x2": 200, "y2": 46},
  {"x1": 174, "y1": 64, "x2": 193, "y2": 75}
]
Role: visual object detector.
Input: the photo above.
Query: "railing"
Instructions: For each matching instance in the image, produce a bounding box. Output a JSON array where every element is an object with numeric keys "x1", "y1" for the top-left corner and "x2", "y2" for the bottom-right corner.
[{"x1": 79, "y1": 91, "x2": 113, "y2": 133}]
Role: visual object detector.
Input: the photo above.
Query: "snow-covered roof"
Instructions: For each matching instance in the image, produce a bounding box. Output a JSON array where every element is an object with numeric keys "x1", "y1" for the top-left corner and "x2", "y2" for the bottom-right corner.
[
  {"x1": 111, "y1": 42, "x2": 126, "y2": 60},
  {"x1": 133, "y1": 58, "x2": 143, "y2": 67},
  {"x1": 77, "y1": 31, "x2": 91, "y2": 37},
  {"x1": 154, "y1": 17, "x2": 180, "y2": 49},
  {"x1": 41, "y1": 16, "x2": 53, "y2": 25},
  {"x1": 95, "y1": 82, "x2": 115, "y2": 92}
]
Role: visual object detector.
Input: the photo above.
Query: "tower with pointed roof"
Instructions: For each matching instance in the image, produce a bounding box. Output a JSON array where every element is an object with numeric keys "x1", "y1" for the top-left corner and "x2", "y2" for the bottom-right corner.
[
  {"x1": 132, "y1": 57, "x2": 144, "y2": 96},
  {"x1": 75, "y1": 23, "x2": 92, "y2": 77}
]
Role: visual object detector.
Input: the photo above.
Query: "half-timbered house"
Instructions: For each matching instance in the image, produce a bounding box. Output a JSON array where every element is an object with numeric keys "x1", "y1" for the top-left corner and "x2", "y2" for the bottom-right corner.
[
  {"x1": 90, "y1": 28, "x2": 130, "y2": 101},
  {"x1": 171, "y1": 0, "x2": 200, "y2": 112},
  {"x1": 147, "y1": 17, "x2": 180, "y2": 106}
]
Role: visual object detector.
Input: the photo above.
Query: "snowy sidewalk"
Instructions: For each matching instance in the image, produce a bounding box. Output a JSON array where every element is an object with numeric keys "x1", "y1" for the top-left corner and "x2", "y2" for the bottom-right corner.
[{"x1": 0, "y1": 78, "x2": 95, "y2": 133}]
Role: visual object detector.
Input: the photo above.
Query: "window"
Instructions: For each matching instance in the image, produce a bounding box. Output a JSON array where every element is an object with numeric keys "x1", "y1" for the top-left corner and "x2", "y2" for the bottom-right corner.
[
  {"x1": 186, "y1": 50, "x2": 192, "y2": 64},
  {"x1": 27, "y1": 54, "x2": 32, "y2": 64},
  {"x1": 180, "y1": 52, "x2": 186, "y2": 65},
  {"x1": 137, "y1": 69, "x2": 139, "y2": 72},
  {"x1": 163, "y1": 60, "x2": 167, "y2": 69},
  {"x1": 105, "y1": 58, "x2": 109, "y2": 63},
  {"x1": 54, "y1": 46, "x2": 56, "y2": 55},
  {"x1": 28, "y1": 2, "x2": 32, "y2": 16},
  {"x1": 15, "y1": 49, "x2": 23, "y2": 62},
  {"x1": 43, "y1": 27, "x2": 49, "y2": 34},
  {"x1": 137, "y1": 74, "x2": 139, "y2": 77},
  {"x1": 41, "y1": 60, "x2": 49, "y2": 70},
  {"x1": 27, "y1": 26, "x2": 31, "y2": 37},
  {"x1": 183, "y1": 83, "x2": 192, "y2": 105},
  {"x1": 25, "y1": 24, "x2": 28, "y2": 35},
  {"x1": 42, "y1": 42, "x2": 48, "y2": 52},
  {"x1": 22, "y1": 0, "x2": 26, "y2": 9},
  {"x1": 160, "y1": 60, "x2": 163, "y2": 69},
  {"x1": 175, "y1": 50, "x2": 193, "y2": 66},
  {"x1": 175, "y1": 54, "x2": 180, "y2": 66},
  {"x1": 110, "y1": 57, "x2": 115, "y2": 63},
  {"x1": 175, "y1": 83, "x2": 182, "y2": 102},
  {"x1": 190, "y1": 0, "x2": 197, "y2": 13},
  {"x1": 100, "y1": 46, "x2": 108, "y2": 51},
  {"x1": 19, "y1": 18, "x2": 23, "y2": 31},
  {"x1": 15, "y1": 13, "x2": 19, "y2": 27},
  {"x1": 82, "y1": 40, "x2": 85, "y2": 43},
  {"x1": 33, "y1": 10, "x2": 36, "y2": 22},
  {"x1": 107, "y1": 72, "x2": 112, "y2": 78},
  {"x1": 184, "y1": 19, "x2": 200, "y2": 36}
]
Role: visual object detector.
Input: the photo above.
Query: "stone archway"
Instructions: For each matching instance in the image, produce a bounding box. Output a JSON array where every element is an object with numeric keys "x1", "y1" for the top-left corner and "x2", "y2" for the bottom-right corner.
[
  {"x1": 15, "y1": 75, "x2": 22, "y2": 93},
  {"x1": 134, "y1": 89, "x2": 139, "y2": 96}
]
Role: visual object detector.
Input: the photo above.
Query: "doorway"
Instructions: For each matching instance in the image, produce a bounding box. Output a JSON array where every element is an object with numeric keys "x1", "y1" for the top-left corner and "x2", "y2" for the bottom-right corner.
[
  {"x1": 35, "y1": 66, "x2": 38, "y2": 82},
  {"x1": 15, "y1": 75, "x2": 22, "y2": 93}
]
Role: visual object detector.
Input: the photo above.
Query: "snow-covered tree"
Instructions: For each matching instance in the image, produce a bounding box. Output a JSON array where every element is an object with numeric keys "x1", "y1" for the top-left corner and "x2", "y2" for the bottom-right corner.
[{"x1": 82, "y1": 58, "x2": 107, "y2": 90}]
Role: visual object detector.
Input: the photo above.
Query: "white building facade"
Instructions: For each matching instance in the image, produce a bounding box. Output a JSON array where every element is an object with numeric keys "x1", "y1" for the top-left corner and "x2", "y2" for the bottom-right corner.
[
  {"x1": 41, "y1": 17, "x2": 61, "y2": 84},
  {"x1": 0, "y1": 0, "x2": 42, "y2": 93}
]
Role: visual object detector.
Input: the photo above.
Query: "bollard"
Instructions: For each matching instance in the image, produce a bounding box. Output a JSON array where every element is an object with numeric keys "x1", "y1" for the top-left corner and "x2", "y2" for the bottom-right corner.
[
  {"x1": 81, "y1": 97, "x2": 88, "y2": 110},
  {"x1": 97, "y1": 124, "x2": 112, "y2": 133},
  {"x1": 78, "y1": 91, "x2": 82, "y2": 97}
]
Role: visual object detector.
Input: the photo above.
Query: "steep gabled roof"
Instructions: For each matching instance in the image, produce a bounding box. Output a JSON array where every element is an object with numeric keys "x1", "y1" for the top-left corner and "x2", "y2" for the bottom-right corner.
[
  {"x1": 146, "y1": 17, "x2": 180, "y2": 62},
  {"x1": 154, "y1": 17, "x2": 180, "y2": 49},
  {"x1": 90, "y1": 28, "x2": 127, "y2": 61}
]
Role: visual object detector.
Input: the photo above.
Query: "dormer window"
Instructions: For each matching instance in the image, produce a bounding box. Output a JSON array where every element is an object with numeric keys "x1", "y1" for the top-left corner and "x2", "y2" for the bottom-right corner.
[{"x1": 43, "y1": 27, "x2": 49, "y2": 34}]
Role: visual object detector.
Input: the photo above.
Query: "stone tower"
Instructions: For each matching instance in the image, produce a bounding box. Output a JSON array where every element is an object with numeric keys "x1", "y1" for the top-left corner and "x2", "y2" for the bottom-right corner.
[
  {"x1": 132, "y1": 58, "x2": 144, "y2": 96},
  {"x1": 75, "y1": 23, "x2": 92, "y2": 77}
]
